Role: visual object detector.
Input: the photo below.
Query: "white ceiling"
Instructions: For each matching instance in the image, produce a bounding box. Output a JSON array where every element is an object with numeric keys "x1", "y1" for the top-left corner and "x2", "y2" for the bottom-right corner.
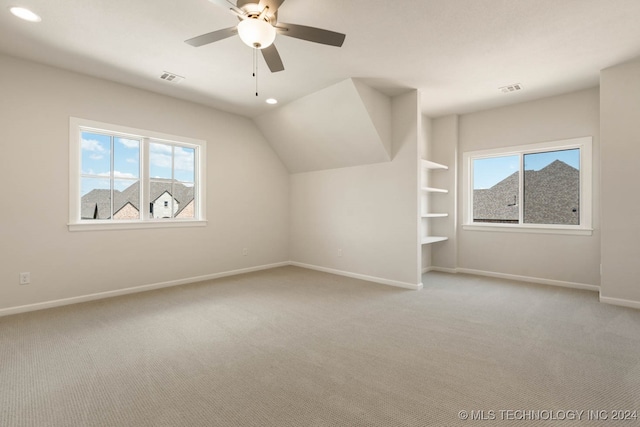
[{"x1": 2, "y1": 0, "x2": 640, "y2": 118}]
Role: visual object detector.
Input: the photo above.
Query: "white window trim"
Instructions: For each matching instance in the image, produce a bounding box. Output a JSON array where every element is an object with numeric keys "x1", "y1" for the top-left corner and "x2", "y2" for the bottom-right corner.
[
  {"x1": 462, "y1": 136, "x2": 592, "y2": 236},
  {"x1": 69, "y1": 117, "x2": 207, "y2": 231}
]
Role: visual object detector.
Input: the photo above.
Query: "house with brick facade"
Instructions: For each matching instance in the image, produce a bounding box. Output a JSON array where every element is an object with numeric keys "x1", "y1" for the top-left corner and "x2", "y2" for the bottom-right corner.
[{"x1": 81, "y1": 181, "x2": 194, "y2": 220}]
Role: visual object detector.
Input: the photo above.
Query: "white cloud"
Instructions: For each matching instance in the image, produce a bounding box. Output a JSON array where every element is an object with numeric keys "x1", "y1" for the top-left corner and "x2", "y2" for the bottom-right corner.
[
  {"x1": 150, "y1": 143, "x2": 172, "y2": 154},
  {"x1": 118, "y1": 138, "x2": 139, "y2": 149},
  {"x1": 90, "y1": 154, "x2": 104, "y2": 160},
  {"x1": 174, "y1": 147, "x2": 194, "y2": 173},
  {"x1": 96, "y1": 170, "x2": 137, "y2": 179},
  {"x1": 149, "y1": 143, "x2": 172, "y2": 170},
  {"x1": 150, "y1": 152, "x2": 172, "y2": 169},
  {"x1": 114, "y1": 171, "x2": 137, "y2": 179},
  {"x1": 82, "y1": 138, "x2": 107, "y2": 153},
  {"x1": 149, "y1": 144, "x2": 194, "y2": 173},
  {"x1": 126, "y1": 158, "x2": 137, "y2": 164}
]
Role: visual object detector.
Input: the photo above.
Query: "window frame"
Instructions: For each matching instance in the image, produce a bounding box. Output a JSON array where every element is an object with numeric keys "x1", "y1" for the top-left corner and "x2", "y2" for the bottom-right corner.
[
  {"x1": 462, "y1": 136, "x2": 592, "y2": 236},
  {"x1": 69, "y1": 117, "x2": 207, "y2": 231}
]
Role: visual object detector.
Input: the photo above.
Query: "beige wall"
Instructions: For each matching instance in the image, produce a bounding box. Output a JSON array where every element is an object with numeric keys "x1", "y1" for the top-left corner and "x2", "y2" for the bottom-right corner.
[
  {"x1": 428, "y1": 115, "x2": 459, "y2": 271},
  {"x1": 420, "y1": 115, "x2": 432, "y2": 270},
  {"x1": 0, "y1": 54, "x2": 290, "y2": 311},
  {"x1": 1, "y1": 51, "x2": 619, "y2": 311},
  {"x1": 429, "y1": 88, "x2": 600, "y2": 286},
  {"x1": 290, "y1": 91, "x2": 422, "y2": 287},
  {"x1": 600, "y1": 57, "x2": 640, "y2": 305},
  {"x1": 254, "y1": 79, "x2": 391, "y2": 174}
]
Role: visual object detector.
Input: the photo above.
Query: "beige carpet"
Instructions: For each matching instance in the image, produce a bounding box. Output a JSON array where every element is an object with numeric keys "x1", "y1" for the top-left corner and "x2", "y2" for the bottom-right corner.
[{"x1": 1, "y1": 266, "x2": 639, "y2": 426}]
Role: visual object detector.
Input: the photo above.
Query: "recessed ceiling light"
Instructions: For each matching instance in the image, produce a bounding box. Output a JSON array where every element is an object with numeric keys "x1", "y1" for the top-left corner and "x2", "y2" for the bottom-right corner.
[
  {"x1": 266, "y1": 98, "x2": 278, "y2": 105},
  {"x1": 9, "y1": 6, "x2": 41, "y2": 22}
]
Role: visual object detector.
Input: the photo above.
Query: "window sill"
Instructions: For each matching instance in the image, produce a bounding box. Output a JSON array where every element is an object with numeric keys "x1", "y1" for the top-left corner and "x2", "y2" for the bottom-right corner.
[
  {"x1": 68, "y1": 220, "x2": 207, "y2": 232},
  {"x1": 462, "y1": 224, "x2": 593, "y2": 236}
]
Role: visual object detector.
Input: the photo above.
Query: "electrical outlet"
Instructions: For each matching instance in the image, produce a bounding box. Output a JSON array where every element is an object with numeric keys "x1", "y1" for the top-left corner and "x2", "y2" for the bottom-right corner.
[
  {"x1": 338, "y1": 249, "x2": 343, "y2": 257},
  {"x1": 19, "y1": 272, "x2": 30, "y2": 285},
  {"x1": 242, "y1": 248, "x2": 248, "y2": 256}
]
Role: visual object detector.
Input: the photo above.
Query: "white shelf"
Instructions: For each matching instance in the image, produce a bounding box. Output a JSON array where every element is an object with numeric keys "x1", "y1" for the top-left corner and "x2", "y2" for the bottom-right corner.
[
  {"x1": 421, "y1": 236, "x2": 448, "y2": 244},
  {"x1": 421, "y1": 186, "x2": 448, "y2": 193},
  {"x1": 421, "y1": 159, "x2": 449, "y2": 170},
  {"x1": 420, "y1": 159, "x2": 449, "y2": 250}
]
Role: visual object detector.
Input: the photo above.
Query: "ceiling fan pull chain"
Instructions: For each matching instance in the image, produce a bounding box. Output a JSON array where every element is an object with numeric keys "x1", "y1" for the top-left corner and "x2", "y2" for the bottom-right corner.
[
  {"x1": 252, "y1": 47, "x2": 256, "y2": 78},
  {"x1": 255, "y1": 48, "x2": 259, "y2": 97}
]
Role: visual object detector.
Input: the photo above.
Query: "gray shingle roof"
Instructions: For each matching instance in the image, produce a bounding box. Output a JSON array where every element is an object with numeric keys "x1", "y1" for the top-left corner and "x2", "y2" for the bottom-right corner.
[
  {"x1": 473, "y1": 160, "x2": 579, "y2": 224},
  {"x1": 523, "y1": 160, "x2": 579, "y2": 225},
  {"x1": 81, "y1": 189, "x2": 111, "y2": 219},
  {"x1": 474, "y1": 172, "x2": 519, "y2": 222},
  {"x1": 81, "y1": 180, "x2": 194, "y2": 219}
]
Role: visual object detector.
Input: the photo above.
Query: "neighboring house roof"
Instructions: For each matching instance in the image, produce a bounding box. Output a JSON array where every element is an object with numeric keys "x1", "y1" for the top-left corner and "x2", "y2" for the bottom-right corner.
[
  {"x1": 474, "y1": 171, "x2": 519, "y2": 222},
  {"x1": 473, "y1": 160, "x2": 579, "y2": 224},
  {"x1": 522, "y1": 160, "x2": 579, "y2": 225},
  {"x1": 81, "y1": 189, "x2": 112, "y2": 219},
  {"x1": 81, "y1": 180, "x2": 194, "y2": 219}
]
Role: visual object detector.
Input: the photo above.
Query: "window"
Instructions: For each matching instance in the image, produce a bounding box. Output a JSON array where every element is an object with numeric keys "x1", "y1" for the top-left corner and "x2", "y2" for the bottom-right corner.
[
  {"x1": 69, "y1": 117, "x2": 206, "y2": 230},
  {"x1": 463, "y1": 137, "x2": 592, "y2": 235}
]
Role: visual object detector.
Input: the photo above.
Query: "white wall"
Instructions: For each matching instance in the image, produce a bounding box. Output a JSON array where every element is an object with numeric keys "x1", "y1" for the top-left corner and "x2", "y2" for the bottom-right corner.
[
  {"x1": 433, "y1": 88, "x2": 601, "y2": 286},
  {"x1": 420, "y1": 115, "x2": 432, "y2": 270},
  {"x1": 429, "y1": 115, "x2": 459, "y2": 271},
  {"x1": 0, "y1": 54, "x2": 290, "y2": 311},
  {"x1": 600, "y1": 57, "x2": 640, "y2": 306},
  {"x1": 290, "y1": 91, "x2": 422, "y2": 288},
  {"x1": 254, "y1": 79, "x2": 391, "y2": 174}
]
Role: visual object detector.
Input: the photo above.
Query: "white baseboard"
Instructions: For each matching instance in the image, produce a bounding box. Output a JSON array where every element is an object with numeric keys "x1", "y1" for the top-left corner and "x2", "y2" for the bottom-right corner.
[
  {"x1": 424, "y1": 266, "x2": 599, "y2": 293},
  {"x1": 3, "y1": 261, "x2": 608, "y2": 318},
  {"x1": 423, "y1": 266, "x2": 458, "y2": 274},
  {"x1": 290, "y1": 262, "x2": 422, "y2": 290},
  {"x1": 0, "y1": 262, "x2": 290, "y2": 318},
  {"x1": 456, "y1": 268, "x2": 599, "y2": 292},
  {"x1": 599, "y1": 295, "x2": 640, "y2": 310}
]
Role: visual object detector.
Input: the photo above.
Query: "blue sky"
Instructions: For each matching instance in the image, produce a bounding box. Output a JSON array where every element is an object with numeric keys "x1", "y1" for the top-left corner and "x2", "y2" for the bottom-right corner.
[
  {"x1": 81, "y1": 132, "x2": 195, "y2": 195},
  {"x1": 474, "y1": 149, "x2": 580, "y2": 189},
  {"x1": 149, "y1": 142, "x2": 195, "y2": 183}
]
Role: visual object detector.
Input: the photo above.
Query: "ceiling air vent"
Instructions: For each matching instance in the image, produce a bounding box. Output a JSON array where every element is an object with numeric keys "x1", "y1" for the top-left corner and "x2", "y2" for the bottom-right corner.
[
  {"x1": 499, "y1": 83, "x2": 522, "y2": 93},
  {"x1": 160, "y1": 71, "x2": 185, "y2": 83}
]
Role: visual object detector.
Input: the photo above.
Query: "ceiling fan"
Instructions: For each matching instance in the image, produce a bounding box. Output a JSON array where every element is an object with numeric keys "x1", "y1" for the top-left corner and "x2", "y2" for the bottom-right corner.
[{"x1": 185, "y1": 0, "x2": 346, "y2": 72}]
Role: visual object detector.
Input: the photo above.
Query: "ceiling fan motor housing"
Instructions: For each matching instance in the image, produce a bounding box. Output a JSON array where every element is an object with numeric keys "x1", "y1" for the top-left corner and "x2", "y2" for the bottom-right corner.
[{"x1": 238, "y1": 1, "x2": 277, "y2": 23}]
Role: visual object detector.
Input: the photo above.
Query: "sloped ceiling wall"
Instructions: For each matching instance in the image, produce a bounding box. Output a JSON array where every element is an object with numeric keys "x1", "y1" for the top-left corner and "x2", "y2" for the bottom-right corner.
[{"x1": 253, "y1": 78, "x2": 391, "y2": 173}]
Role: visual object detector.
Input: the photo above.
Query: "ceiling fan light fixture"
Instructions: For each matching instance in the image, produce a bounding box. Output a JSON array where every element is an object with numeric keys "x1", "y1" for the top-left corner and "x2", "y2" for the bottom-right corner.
[{"x1": 237, "y1": 18, "x2": 276, "y2": 49}]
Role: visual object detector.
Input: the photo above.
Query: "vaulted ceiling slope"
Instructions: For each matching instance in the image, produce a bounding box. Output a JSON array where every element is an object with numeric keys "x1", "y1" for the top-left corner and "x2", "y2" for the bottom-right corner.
[
  {"x1": 254, "y1": 79, "x2": 391, "y2": 173},
  {"x1": 3, "y1": 1, "x2": 640, "y2": 118}
]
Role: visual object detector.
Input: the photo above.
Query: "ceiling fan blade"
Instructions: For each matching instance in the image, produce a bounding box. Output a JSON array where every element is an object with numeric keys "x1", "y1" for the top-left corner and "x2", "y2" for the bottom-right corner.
[
  {"x1": 276, "y1": 23, "x2": 345, "y2": 47},
  {"x1": 185, "y1": 27, "x2": 237, "y2": 47},
  {"x1": 258, "y1": 0, "x2": 285, "y2": 13},
  {"x1": 261, "y1": 44, "x2": 284, "y2": 72},
  {"x1": 207, "y1": 0, "x2": 245, "y2": 17}
]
